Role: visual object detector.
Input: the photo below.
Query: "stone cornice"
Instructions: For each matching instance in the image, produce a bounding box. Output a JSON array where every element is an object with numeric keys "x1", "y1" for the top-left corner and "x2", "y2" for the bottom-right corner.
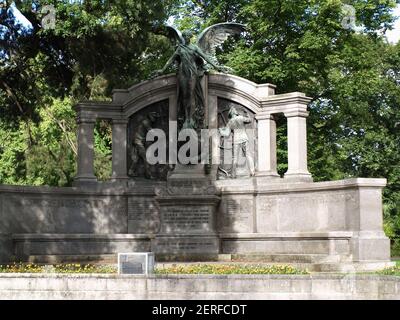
[
  {"x1": 75, "y1": 75, "x2": 313, "y2": 122},
  {"x1": 255, "y1": 93, "x2": 313, "y2": 117},
  {"x1": 214, "y1": 178, "x2": 387, "y2": 195},
  {"x1": 74, "y1": 102, "x2": 123, "y2": 121}
]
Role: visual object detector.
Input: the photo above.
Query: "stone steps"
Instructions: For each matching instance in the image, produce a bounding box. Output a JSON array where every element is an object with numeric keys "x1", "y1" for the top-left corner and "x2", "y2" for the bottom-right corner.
[
  {"x1": 11, "y1": 254, "x2": 118, "y2": 264},
  {"x1": 12, "y1": 233, "x2": 153, "y2": 259},
  {"x1": 223, "y1": 253, "x2": 348, "y2": 264}
]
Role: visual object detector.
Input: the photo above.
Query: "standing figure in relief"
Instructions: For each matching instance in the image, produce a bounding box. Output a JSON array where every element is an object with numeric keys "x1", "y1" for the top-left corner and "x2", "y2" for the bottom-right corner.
[
  {"x1": 128, "y1": 112, "x2": 157, "y2": 179},
  {"x1": 219, "y1": 106, "x2": 255, "y2": 178}
]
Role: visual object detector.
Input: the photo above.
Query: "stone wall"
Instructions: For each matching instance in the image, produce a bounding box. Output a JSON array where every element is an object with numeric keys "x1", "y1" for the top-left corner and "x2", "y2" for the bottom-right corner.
[
  {"x1": 216, "y1": 178, "x2": 390, "y2": 262},
  {"x1": 0, "y1": 185, "x2": 128, "y2": 234},
  {"x1": 0, "y1": 274, "x2": 399, "y2": 300},
  {"x1": 0, "y1": 178, "x2": 391, "y2": 264},
  {"x1": 0, "y1": 235, "x2": 11, "y2": 264},
  {"x1": 0, "y1": 183, "x2": 155, "y2": 262}
]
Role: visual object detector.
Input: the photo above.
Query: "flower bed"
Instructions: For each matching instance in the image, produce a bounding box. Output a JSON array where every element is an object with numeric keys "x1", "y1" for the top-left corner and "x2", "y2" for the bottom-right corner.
[
  {"x1": 154, "y1": 264, "x2": 309, "y2": 275},
  {"x1": 0, "y1": 263, "x2": 116, "y2": 274},
  {"x1": 377, "y1": 264, "x2": 400, "y2": 276}
]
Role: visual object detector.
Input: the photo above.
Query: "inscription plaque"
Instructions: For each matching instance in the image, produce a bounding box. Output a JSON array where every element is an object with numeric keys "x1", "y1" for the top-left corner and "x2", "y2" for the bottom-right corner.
[
  {"x1": 118, "y1": 252, "x2": 155, "y2": 275},
  {"x1": 220, "y1": 198, "x2": 253, "y2": 233},
  {"x1": 161, "y1": 206, "x2": 211, "y2": 231}
]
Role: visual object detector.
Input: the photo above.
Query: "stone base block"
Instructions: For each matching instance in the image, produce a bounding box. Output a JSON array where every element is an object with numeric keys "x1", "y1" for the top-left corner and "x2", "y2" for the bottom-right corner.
[
  {"x1": 16, "y1": 254, "x2": 118, "y2": 264},
  {"x1": 228, "y1": 253, "x2": 346, "y2": 264},
  {"x1": 220, "y1": 233, "x2": 352, "y2": 257},
  {"x1": 154, "y1": 235, "x2": 220, "y2": 261},
  {"x1": 351, "y1": 236, "x2": 391, "y2": 262},
  {"x1": 311, "y1": 261, "x2": 396, "y2": 272},
  {"x1": 0, "y1": 234, "x2": 12, "y2": 264},
  {"x1": 12, "y1": 234, "x2": 153, "y2": 261}
]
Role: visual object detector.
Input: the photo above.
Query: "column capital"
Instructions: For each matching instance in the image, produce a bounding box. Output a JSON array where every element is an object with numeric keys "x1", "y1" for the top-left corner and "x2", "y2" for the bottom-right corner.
[
  {"x1": 76, "y1": 117, "x2": 96, "y2": 125},
  {"x1": 284, "y1": 110, "x2": 309, "y2": 118},
  {"x1": 255, "y1": 113, "x2": 275, "y2": 121},
  {"x1": 112, "y1": 118, "x2": 129, "y2": 125}
]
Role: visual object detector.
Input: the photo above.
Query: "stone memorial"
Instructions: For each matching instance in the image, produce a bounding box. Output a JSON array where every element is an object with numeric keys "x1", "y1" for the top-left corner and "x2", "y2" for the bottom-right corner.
[{"x1": 0, "y1": 23, "x2": 394, "y2": 271}]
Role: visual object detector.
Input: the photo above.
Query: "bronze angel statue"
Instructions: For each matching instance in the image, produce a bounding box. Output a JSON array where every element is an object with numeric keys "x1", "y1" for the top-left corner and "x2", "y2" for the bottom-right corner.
[{"x1": 152, "y1": 23, "x2": 246, "y2": 131}]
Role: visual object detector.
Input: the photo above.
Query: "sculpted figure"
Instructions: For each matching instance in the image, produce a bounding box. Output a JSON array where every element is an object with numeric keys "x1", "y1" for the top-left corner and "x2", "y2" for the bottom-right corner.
[
  {"x1": 153, "y1": 23, "x2": 246, "y2": 131},
  {"x1": 128, "y1": 112, "x2": 157, "y2": 179},
  {"x1": 219, "y1": 106, "x2": 255, "y2": 178}
]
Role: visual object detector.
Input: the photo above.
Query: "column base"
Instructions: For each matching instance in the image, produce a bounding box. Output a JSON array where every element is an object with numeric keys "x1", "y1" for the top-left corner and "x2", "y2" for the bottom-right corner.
[
  {"x1": 255, "y1": 171, "x2": 282, "y2": 185},
  {"x1": 168, "y1": 164, "x2": 207, "y2": 180},
  {"x1": 73, "y1": 175, "x2": 98, "y2": 187},
  {"x1": 284, "y1": 171, "x2": 313, "y2": 182},
  {"x1": 255, "y1": 171, "x2": 281, "y2": 178},
  {"x1": 110, "y1": 175, "x2": 129, "y2": 185}
]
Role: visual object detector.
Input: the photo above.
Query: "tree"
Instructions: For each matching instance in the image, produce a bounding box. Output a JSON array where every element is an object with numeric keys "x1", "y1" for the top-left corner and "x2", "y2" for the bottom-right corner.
[{"x1": 0, "y1": 0, "x2": 177, "y2": 184}]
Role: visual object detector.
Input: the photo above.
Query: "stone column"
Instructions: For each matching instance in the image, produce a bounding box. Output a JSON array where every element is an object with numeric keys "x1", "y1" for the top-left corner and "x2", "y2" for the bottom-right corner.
[
  {"x1": 169, "y1": 95, "x2": 178, "y2": 165},
  {"x1": 111, "y1": 119, "x2": 129, "y2": 182},
  {"x1": 208, "y1": 94, "x2": 219, "y2": 173},
  {"x1": 75, "y1": 119, "x2": 97, "y2": 183},
  {"x1": 256, "y1": 113, "x2": 279, "y2": 179},
  {"x1": 284, "y1": 110, "x2": 312, "y2": 181}
]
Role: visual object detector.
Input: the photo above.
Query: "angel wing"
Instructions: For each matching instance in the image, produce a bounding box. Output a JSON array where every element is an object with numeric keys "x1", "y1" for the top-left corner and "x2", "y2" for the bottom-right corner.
[
  {"x1": 153, "y1": 25, "x2": 185, "y2": 46},
  {"x1": 197, "y1": 22, "x2": 246, "y2": 57}
]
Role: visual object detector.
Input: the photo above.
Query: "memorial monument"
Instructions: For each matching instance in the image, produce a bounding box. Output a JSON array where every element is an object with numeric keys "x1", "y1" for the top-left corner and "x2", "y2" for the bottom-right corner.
[{"x1": 0, "y1": 23, "x2": 394, "y2": 271}]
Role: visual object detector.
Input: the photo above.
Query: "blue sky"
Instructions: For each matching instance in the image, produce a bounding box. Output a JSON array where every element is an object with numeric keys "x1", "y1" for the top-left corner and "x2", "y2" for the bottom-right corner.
[
  {"x1": 8, "y1": 2, "x2": 400, "y2": 44},
  {"x1": 386, "y1": 5, "x2": 400, "y2": 43}
]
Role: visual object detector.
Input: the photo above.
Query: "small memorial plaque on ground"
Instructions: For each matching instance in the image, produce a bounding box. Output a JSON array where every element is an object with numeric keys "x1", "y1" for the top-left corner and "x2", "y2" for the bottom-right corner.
[{"x1": 118, "y1": 252, "x2": 155, "y2": 275}]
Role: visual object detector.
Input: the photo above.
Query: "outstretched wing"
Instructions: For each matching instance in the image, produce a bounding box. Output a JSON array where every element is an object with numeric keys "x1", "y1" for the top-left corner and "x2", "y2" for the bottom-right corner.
[
  {"x1": 153, "y1": 25, "x2": 185, "y2": 46},
  {"x1": 197, "y1": 23, "x2": 246, "y2": 57}
]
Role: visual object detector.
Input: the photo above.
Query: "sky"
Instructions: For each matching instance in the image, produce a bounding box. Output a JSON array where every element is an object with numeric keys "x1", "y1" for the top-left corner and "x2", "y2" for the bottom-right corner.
[
  {"x1": 386, "y1": 5, "x2": 400, "y2": 43},
  {"x1": 8, "y1": 2, "x2": 400, "y2": 44}
]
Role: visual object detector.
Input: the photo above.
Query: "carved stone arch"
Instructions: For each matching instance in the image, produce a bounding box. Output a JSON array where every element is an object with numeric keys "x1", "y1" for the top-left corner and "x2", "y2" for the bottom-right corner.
[
  {"x1": 122, "y1": 75, "x2": 177, "y2": 118},
  {"x1": 208, "y1": 73, "x2": 276, "y2": 115}
]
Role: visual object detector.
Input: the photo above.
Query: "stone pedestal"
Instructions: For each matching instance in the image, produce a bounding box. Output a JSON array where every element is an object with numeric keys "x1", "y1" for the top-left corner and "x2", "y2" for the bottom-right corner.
[{"x1": 154, "y1": 169, "x2": 220, "y2": 261}]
